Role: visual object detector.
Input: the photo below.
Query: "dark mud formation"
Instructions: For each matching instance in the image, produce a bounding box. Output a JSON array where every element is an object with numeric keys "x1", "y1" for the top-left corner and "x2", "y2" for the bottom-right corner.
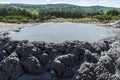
[{"x1": 0, "y1": 34, "x2": 120, "y2": 80}]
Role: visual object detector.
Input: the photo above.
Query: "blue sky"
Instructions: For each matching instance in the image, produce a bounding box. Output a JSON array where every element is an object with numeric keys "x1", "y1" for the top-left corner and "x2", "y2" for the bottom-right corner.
[{"x1": 0, "y1": 0, "x2": 120, "y2": 8}]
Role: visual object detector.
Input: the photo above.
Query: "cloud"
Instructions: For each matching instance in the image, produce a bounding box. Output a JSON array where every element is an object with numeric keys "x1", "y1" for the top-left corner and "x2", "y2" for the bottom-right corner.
[
  {"x1": 0, "y1": 1, "x2": 10, "y2": 4},
  {"x1": 98, "y1": 0, "x2": 120, "y2": 7},
  {"x1": 99, "y1": 0, "x2": 108, "y2": 5},
  {"x1": 78, "y1": 0, "x2": 89, "y2": 6},
  {"x1": 55, "y1": 1, "x2": 65, "y2": 4},
  {"x1": 47, "y1": 0, "x2": 51, "y2": 3},
  {"x1": 46, "y1": 0, "x2": 65, "y2": 4}
]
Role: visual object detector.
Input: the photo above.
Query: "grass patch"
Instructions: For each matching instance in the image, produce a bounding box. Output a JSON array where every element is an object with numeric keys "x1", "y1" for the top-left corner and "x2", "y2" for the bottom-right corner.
[{"x1": 0, "y1": 16, "x2": 34, "y2": 23}]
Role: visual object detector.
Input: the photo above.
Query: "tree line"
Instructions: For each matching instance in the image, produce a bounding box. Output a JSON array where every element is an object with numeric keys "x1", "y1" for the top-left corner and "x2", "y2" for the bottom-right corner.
[
  {"x1": 0, "y1": 8, "x2": 119, "y2": 23},
  {"x1": 39, "y1": 11, "x2": 84, "y2": 21},
  {"x1": 0, "y1": 8, "x2": 38, "y2": 23},
  {"x1": 38, "y1": 9, "x2": 120, "y2": 22},
  {"x1": 92, "y1": 9, "x2": 120, "y2": 23},
  {"x1": 0, "y1": 8, "x2": 37, "y2": 19}
]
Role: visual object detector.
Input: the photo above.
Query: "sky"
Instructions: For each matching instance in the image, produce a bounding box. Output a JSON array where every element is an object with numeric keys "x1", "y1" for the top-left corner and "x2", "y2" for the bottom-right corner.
[{"x1": 0, "y1": 0, "x2": 120, "y2": 8}]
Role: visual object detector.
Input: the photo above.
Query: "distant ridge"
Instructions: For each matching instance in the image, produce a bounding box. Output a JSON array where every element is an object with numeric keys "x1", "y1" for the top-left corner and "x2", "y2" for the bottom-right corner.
[{"x1": 0, "y1": 4, "x2": 120, "y2": 13}]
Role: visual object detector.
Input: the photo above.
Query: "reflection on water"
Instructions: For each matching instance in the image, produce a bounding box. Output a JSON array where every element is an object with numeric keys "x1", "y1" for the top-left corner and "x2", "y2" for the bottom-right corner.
[{"x1": 9, "y1": 22, "x2": 120, "y2": 43}]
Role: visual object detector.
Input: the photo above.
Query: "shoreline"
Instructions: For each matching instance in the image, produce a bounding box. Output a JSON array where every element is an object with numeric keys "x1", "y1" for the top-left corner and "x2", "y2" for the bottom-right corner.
[
  {"x1": 0, "y1": 23, "x2": 40, "y2": 33},
  {"x1": 47, "y1": 18, "x2": 116, "y2": 24},
  {"x1": 0, "y1": 17, "x2": 116, "y2": 25},
  {"x1": 0, "y1": 19, "x2": 113, "y2": 33}
]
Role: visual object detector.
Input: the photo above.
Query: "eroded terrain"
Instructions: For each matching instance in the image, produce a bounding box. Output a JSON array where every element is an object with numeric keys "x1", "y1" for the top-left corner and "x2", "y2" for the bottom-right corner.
[{"x1": 0, "y1": 22, "x2": 120, "y2": 80}]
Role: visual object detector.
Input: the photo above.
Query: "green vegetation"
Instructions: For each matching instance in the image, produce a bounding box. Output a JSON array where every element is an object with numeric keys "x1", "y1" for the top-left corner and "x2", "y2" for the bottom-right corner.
[
  {"x1": 38, "y1": 11, "x2": 84, "y2": 21},
  {"x1": 0, "y1": 8, "x2": 38, "y2": 23},
  {"x1": 92, "y1": 10, "x2": 120, "y2": 23},
  {"x1": 0, "y1": 16, "x2": 34, "y2": 23},
  {"x1": 38, "y1": 10, "x2": 120, "y2": 23},
  {"x1": 0, "y1": 4, "x2": 120, "y2": 23},
  {"x1": 0, "y1": 4, "x2": 120, "y2": 14}
]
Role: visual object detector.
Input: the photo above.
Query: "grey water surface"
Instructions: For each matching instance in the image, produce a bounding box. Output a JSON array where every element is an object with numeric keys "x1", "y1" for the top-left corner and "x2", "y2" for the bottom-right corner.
[{"x1": 9, "y1": 22, "x2": 120, "y2": 43}]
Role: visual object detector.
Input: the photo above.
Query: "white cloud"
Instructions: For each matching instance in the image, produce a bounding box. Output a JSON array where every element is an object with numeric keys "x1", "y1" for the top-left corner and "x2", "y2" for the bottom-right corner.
[
  {"x1": 0, "y1": 1, "x2": 10, "y2": 4},
  {"x1": 99, "y1": 0, "x2": 108, "y2": 6},
  {"x1": 55, "y1": 1, "x2": 65, "y2": 4},
  {"x1": 99, "y1": 0, "x2": 107, "y2": 3},
  {"x1": 46, "y1": 0, "x2": 65, "y2": 4},
  {"x1": 47, "y1": 0, "x2": 51, "y2": 3},
  {"x1": 78, "y1": 0, "x2": 89, "y2": 6},
  {"x1": 98, "y1": 0, "x2": 120, "y2": 8}
]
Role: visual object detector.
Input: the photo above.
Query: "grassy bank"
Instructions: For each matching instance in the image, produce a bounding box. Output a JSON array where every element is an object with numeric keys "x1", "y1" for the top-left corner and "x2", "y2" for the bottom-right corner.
[
  {"x1": 0, "y1": 17, "x2": 116, "y2": 24},
  {"x1": 0, "y1": 16, "x2": 35, "y2": 24},
  {"x1": 47, "y1": 18, "x2": 117, "y2": 24}
]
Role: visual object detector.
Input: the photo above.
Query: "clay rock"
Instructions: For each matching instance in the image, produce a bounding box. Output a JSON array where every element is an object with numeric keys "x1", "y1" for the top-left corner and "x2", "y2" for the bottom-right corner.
[
  {"x1": 62, "y1": 67, "x2": 74, "y2": 78},
  {"x1": 0, "y1": 36, "x2": 119, "y2": 80},
  {"x1": 111, "y1": 41, "x2": 120, "y2": 52},
  {"x1": 64, "y1": 41, "x2": 77, "y2": 54},
  {"x1": 52, "y1": 59, "x2": 74, "y2": 78},
  {"x1": 94, "y1": 64, "x2": 113, "y2": 80},
  {"x1": 21, "y1": 55, "x2": 43, "y2": 74},
  {"x1": 78, "y1": 41, "x2": 95, "y2": 52},
  {"x1": 94, "y1": 56, "x2": 116, "y2": 80},
  {"x1": 96, "y1": 72, "x2": 113, "y2": 80},
  {"x1": 103, "y1": 37, "x2": 117, "y2": 45},
  {"x1": 77, "y1": 62, "x2": 95, "y2": 80},
  {"x1": 4, "y1": 41, "x2": 20, "y2": 54},
  {"x1": 22, "y1": 42, "x2": 35, "y2": 53},
  {"x1": 116, "y1": 58, "x2": 120, "y2": 79},
  {"x1": 84, "y1": 50, "x2": 100, "y2": 63},
  {"x1": 52, "y1": 59, "x2": 65, "y2": 77},
  {"x1": 64, "y1": 41, "x2": 87, "y2": 54},
  {"x1": 39, "y1": 53, "x2": 49, "y2": 64},
  {"x1": 98, "y1": 55, "x2": 115, "y2": 74},
  {"x1": 54, "y1": 43, "x2": 65, "y2": 52},
  {"x1": 107, "y1": 41, "x2": 120, "y2": 63},
  {"x1": 45, "y1": 43, "x2": 54, "y2": 54},
  {"x1": 56, "y1": 54, "x2": 79, "y2": 67},
  {"x1": 0, "y1": 72, "x2": 9, "y2": 80},
  {"x1": 17, "y1": 74, "x2": 51, "y2": 80},
  {"x1": 2, "y1": 32, "x2": 9, "y2": 36},
  {"x1": 71, "y1": 48, "x2": 85, "y2": 60},
  {"x1": 15, "y1": 43, "x2": 37, "y2": 59},
  {"x1": 92, "y1": 40, "x2": 109, "y2": 53},
  {"x1": 33, "y1": 41, "x2": 46, "y2": 50},
  {"x1": 0, "y1": 52, "x2": 23, "y2": 80},
  {"x1": 0, "y1": 50, "x2": 8, "y2": 61},
  {"x1": 0, "y1": 36, "x2": 11, "y2": 45},
  {"x1": 108, "y1": 49, "x2": 120, "y2": 63},
  {"x1": 0, "y1": 37, "x2": 11, "y2": 52},
  {"x1": 49, "y1": 49, "x2": 59, "y2": 60},
  {"x1": 112, "y1": 19, "x2": 120, "y2": 28},
  {"x1": 68, "y1": 41, "x2": 94, "y2": 52}
]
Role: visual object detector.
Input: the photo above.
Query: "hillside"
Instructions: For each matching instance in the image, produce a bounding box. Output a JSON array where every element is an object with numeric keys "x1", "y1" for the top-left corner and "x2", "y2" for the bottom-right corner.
[{"x1": 0, "y1": 4, "x2": 120, "y2": 14}]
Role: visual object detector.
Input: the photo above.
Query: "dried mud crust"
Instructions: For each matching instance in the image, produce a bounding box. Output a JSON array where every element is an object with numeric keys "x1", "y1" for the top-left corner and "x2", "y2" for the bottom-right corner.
[{"x1": 0, "y1": 35, "x2": 119, "y2": 80}]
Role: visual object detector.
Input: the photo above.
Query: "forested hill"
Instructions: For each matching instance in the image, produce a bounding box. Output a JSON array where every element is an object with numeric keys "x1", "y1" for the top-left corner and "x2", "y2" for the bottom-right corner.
[
  {"x1": 0, "y1": 4, "x2": 120, "y2": 23},
  {"x1": 0, "y1": 4, "x2": 120, "y2": 14}
]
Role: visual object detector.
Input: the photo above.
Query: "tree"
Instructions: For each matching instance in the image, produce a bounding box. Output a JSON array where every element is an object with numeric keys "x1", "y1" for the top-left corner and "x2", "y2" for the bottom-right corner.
[{"x1": 107, "y1": 9, "x2": 120, "y2": 16}]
